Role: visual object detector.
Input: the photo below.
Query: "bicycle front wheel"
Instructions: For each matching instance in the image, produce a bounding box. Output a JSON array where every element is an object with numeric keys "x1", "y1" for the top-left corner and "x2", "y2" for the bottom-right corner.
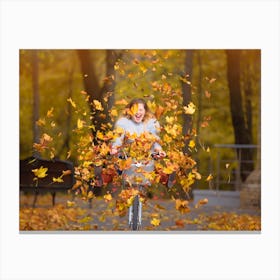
[{"x1": 131, "y1": 195, "x2": 140, "y2": 230}]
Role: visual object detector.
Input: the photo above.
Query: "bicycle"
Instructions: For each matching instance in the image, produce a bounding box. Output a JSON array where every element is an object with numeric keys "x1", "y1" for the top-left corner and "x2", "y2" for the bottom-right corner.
[{"x1": 116, "y1": 151, "x2": 166, "y2": 231}]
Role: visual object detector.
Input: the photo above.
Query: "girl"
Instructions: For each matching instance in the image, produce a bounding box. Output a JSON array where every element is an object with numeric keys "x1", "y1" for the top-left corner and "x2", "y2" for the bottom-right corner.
[{"x1": 110, "y1": 98, "x2": 166, "y2": 185}]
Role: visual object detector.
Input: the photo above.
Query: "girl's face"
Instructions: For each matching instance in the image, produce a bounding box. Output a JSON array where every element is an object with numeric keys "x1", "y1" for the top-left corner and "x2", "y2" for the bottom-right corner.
[{"x1": 132, "y1": 103, "x2": 146, "y2": 123}]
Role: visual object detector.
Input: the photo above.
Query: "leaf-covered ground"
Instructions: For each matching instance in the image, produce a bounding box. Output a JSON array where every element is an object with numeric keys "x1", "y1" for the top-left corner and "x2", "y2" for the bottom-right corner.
[{"x1": 20, "y1": 193, "x2": 261, "y2": 232}]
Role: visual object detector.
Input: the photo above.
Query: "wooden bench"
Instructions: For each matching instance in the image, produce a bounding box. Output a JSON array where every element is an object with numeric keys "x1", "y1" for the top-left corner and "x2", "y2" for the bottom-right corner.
[{"x1": 20, "y1": 156, "x2": 75, "y2": 207}]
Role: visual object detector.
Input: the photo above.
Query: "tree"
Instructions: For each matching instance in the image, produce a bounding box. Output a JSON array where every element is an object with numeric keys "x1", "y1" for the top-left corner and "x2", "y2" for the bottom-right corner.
[
  {"x1": 31, "y1": 50, "x2": 40, "y2": 157},
  {"x1": 226, "y1": 50, "x2": 254, "y2": 181},
  {"x1": 77, "y1": 50, "x2": 120, "y2": 142}
]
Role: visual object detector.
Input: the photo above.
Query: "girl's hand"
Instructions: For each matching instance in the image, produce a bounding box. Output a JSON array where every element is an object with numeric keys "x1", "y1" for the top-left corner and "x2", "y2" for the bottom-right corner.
[
  {"x1": 158, "y1": 150, "x2": 166, "y2": 158},
  {"x1": 110, "y1": 147, "x2": 119, "y2": 155},
  {"x1": 153, "y1": 149, "x2": 166, "y2": 159}
]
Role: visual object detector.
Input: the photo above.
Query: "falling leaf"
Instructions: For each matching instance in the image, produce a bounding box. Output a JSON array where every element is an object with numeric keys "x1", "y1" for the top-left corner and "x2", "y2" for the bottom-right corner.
[
  {"x1": 209, "y1": 78, "x2": 216, "y2": 83},
  {"x1": 192, "y1": 169, "x2": 202, "y2": 180},
  {"x1": 77, "y1": 118, "x2": 84, "y2": 129},
  {"x1": 87, "y1": 191, "x2": 94, "y2": 199},
  {"x1": 129, "y1": 103, "x2": 138, "y2": 116},
  {"x1": 36, "y1": 118, "x2": 46, "y2": 126},
  {"x1": 53, "y1": 177, "x2": 64, "y2": 183},
  {"x1": 93, "y1": 100, "x2": 103, "y2": 111},
  {"x1": 66, "y1": 150, "x2": 71, "y2": 159},
  {"x1": 205, "y1": 90, "x2": 211, "y2": 98},
  {"x1": 140, "y1": 64, "x2": 147, "y2": 74},
  {"x1": 32, "y1": 166, "x2": 48, "y2": 179},
  {"x1": 110, "y1": 109, "x2": 118, "y2": 117},
  {"x1": 42, "y1": 133, "x2": 53, "y2": 143},
  {"x1": 188, "y1": 140, "x2": 196, "y2": 149},
  {"x1": 47, "y1": 107, "x2": 54, "y2": 118},
  {"x1": 200, "y1": 121, "x2": 209, "y2": 128},
  {"x1": 155, "y1": 105, "x2": 165, "y2": 119},
  {"x1": 206, "y1": 174, "x2": 213, "y2": 182},
  {"x1": 67, "y1": 98, "x2": 76, "y2": 108},
  {"x1": 165, "y1": 116, "x2": 175, "y2": 124},
  {"x1": 115, "y1": 99, "x2": 128, "y2": 106},
  {"x1": 147, "y1": 100, "x2": 156, "y2": 113},
  {"x1": 183, "y1": 102, "x2": 196, "y2": 115},
  {"x1": 225, "y1": 163, "x2": 230, "y2": 169}
]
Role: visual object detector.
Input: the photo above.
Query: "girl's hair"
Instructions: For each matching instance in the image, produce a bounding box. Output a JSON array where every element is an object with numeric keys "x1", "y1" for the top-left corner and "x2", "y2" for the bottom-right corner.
[{"x1": 123, "y1": 98, "x2": 154, "y2": 122}]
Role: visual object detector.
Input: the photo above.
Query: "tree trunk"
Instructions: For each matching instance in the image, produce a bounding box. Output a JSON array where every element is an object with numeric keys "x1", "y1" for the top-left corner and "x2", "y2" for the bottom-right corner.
[
  {"x1": 182, "y1": 50, "x2": 194, "y2": 153},
  {"x1": 77, "y1": 50, "x2": 118, "y2": 143},
  {"x1": 226, "y1": 50, "x2": 254, "y2": 181},
  {"x1": 32, "y1": 50, "x2": 40, "y2": 157}
]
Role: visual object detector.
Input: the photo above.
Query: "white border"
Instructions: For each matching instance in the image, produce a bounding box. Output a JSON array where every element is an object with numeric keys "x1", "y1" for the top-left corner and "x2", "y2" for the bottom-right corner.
[{"x1": 1, "y1": 1, "x2": 279, "y2": 280}]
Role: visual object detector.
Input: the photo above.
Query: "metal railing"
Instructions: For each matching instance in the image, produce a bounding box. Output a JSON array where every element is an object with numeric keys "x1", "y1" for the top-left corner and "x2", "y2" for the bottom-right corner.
[{"x1": 213, "y1": 144, "x2": 259, "y2": 191}]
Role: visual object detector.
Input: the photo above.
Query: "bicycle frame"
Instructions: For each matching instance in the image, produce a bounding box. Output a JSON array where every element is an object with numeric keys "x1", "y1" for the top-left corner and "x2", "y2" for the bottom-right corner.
[{"x1": 117, "y1": 152, "x2": 160, "y2": 231}]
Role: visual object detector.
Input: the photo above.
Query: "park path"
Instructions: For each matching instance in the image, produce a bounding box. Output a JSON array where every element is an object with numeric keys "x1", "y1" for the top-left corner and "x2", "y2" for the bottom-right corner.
[
  {"x1": 20, "y1": 190, "x2": 261, "y2": 232},
  {"x1": 55, "y1": 190, "x2": 261, "y2": 231}
]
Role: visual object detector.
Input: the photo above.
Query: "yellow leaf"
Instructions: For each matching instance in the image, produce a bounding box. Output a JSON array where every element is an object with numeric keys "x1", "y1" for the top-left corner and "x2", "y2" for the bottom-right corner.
[
  {"x1": 110, "y1": 109, "x2": 118, "y2": 117},
  {"x1": 83, "y1": 161, "x2": 93, "y2": 168},
  {"x1": 140, "y1": 64, "x2": 147, "y2": 74},
  {"x1": 52, "y1": 177, "x2": 64, "y2": 183},
  {"x1": 87, "y1": 191, "x2": 94, "y2": 199},
  {"x1": 150, "y1": 218, "x2": 161, "y2": 227},
  {"x1": 67, "y1": 200, "x2": 76, "y2": 207},
  {"x1": 47, "y1": 107, "x2": 54, "y2": 118},
  {"x1": 42, "y1": 133, "x2": 53, "y2": 143},
  {"x1": 165, "y1": 116, "x2": 175, "y2": 124},
  {"x1": 77, "y1": 118, "x2": 84, "y2": 129},
  {"x1": 147, "y1": 100, "x2": 156, "y2": 113},
  {"x1": 163, "y1": 134, "x2": 172, "y2": 144},
  {"x1": 206, "y1": 174, "x2": 213, "y2": 182},
  {"x1": 129, "y1": 103, "x2": 138, "y2": 116},
  {"x1": 192, "y1": 169, "x2": 202, "y2": 180},
  {"x1": 188, "y1": 140, "x2": 196, "y2": 149},
  {"x1": 183, "y1": 102, "x2": 196, "y2": 115},
  {"x1": 36, "y1": 118, "x2": 46, "y2": 126},
  {"x1": 93, "y1": 100, "x2": 103, "y2": 111},
  {"x1": 67, "y1": 98, "x2": 76, "y2": 108},
  {"x1": 32, "y1": 166, "x2": 48, "y2": 178},
  {"x1": 66, "y1": 150, "x2": 71, "y2": 159},
  {"x1": 115, "y1": 99, "x2": 128, "y2": 106},
  {"x1": 104, "y1": 193, "x2": 112, "y2": 202}
]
